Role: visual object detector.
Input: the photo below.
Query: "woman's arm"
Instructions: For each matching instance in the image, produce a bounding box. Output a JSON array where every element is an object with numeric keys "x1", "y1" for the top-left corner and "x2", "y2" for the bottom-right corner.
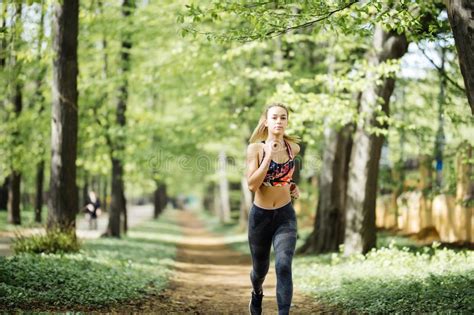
[{"x1": 246, "y1": 143, "x2": 272, "y2": 192}]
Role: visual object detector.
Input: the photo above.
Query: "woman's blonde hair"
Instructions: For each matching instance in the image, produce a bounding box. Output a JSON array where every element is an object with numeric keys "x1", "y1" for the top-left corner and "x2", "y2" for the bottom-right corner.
[{"x1": 249, "y1": 103, "x2": 300, "y2": 144}]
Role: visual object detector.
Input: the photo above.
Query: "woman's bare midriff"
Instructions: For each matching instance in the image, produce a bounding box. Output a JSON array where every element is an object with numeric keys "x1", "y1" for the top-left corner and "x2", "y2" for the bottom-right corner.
[{"x1": 254, "y1": 185, "x2": 292, "y2": 210}]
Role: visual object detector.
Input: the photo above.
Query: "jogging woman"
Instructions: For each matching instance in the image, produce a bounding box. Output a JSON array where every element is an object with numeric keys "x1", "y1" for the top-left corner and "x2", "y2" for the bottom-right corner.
[{"x1": 246, "y1": 103, "x2": 300, "y2": 315}]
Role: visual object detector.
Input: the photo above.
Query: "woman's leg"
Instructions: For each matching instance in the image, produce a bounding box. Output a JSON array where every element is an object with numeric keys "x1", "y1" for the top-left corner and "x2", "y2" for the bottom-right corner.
[
  {"x1": 273, "y1": 205, "x2": 297, "y2": 315},
  {"x1": 248, "y1": 205, "x2": 274, "y2": 293}
]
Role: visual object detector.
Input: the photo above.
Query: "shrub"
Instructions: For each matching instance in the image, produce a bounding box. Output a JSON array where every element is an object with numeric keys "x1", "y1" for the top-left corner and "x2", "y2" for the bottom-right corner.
[{"x1": 12, "y1": 228, "x2": 81, "y2": 254}]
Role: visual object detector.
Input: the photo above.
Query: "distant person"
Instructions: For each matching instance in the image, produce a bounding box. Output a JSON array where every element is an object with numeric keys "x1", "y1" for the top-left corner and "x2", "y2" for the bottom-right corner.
[
  {"x1": 176, "y1": 194, "x2": 186, "y2": 210},
  {"x1": 246, "y1": 103, "x2": 300, "y2": 315},
  {"x1": 84, "y1": 191, "x2": 101, "y2": 230}
]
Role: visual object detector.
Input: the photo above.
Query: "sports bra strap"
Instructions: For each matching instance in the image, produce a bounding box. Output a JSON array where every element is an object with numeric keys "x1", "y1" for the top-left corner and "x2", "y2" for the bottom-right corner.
[{"x1": 285, "y1": 140, "x2": 294, "y2": 159}]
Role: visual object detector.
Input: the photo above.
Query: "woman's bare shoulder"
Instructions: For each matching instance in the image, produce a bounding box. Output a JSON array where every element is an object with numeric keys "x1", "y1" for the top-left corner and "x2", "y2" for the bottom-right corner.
[
  {"x1": 247, "y1": 142, "x2": 264, "y2": 154},
  {"x1": 288, "y1": 141, "x2": 300, "y2": 155}
]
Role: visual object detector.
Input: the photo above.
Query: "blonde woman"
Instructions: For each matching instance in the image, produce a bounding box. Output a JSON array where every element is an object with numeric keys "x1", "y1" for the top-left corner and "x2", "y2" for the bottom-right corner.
[{"x1": 246, "y1": 103, "x2": 300, "y2": 315}]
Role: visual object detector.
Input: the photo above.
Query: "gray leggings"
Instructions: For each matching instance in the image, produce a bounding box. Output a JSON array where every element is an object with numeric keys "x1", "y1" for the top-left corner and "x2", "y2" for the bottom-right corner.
[{"x1": 248, "y1": 201, "x2": 297, "y2": 315}]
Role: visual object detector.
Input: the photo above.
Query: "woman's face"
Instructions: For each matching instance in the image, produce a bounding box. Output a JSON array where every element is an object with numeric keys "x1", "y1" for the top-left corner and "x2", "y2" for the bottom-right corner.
[{"x1": 265, "y1": 106, "x2": 288, "y2": 135}]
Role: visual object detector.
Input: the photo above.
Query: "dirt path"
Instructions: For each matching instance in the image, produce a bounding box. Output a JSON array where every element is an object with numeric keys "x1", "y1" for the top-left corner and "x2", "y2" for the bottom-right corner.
[{"x1": 121, "y1": 210, "x2": 326, "y2": 314}]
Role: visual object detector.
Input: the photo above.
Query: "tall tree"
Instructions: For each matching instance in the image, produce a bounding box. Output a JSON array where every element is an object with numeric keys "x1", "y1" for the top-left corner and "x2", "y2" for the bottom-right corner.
[
  {"x1": 34, "y1": 0, "x2": 47, "y2": 223},
  {"x1": 344, "y1": 26, "x2": 409, "y2": 255},
  {"x1": 446, "y1": 0, "x2": 474, "y2": 114},
  {"x1": 434, "y1": 47, "x2": 447, "y2": 188},
  {"x1": 0, "y1": 3, "x2": 8, "y2": 213},
  {"x1": 299, "y1": 42, "x2": 358, "y2": 254},
  {"x1": 7, "y1": 3, "x2": 23, "y2": 225},
  {"x1": 455, "y1": 141, "x2": 473, "y2": 242},
  {"x1": 47, "y1": 0, "x2": 79, "y2": 233},
  {"x1": 300, "y1": 124, "x2": 353, "y2": 254},
  {"x1": 104, "y1": 0, "x2": 135, "y2": 237}
]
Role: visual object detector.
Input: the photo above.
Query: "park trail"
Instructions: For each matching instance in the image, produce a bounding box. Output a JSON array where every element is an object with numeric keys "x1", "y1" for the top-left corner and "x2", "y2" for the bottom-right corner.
[
  {"x1": 1, "y1": 206, "x2": 332, "y2": 314},
  {"x1": 110, "y1": 209, "x2": 328, "y2": 314}
]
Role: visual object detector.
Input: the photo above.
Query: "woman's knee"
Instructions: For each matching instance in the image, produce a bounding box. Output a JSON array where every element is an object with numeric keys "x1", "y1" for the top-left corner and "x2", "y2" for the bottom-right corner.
[
  {"x1": 253, "y1": 259, "x2": 270, "y2": 276},
  {"x1": 275, "y1": 258, "x2": 292, "y2": 278}
]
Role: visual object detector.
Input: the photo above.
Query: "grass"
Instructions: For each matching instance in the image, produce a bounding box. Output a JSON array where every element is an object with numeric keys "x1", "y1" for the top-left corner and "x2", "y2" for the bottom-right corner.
[
  {"x1": 0, "y1": 209, "x2": 182, "y2": 311},
  {"x1": 199, "y1": 208, "x2": 474, "y2": 313},
  {"x1": 293, "y1": 243, "x2": 474, "y2": 313},
  {"x1": 0, "y1": 207, "x2": 43, "y2": 231}
]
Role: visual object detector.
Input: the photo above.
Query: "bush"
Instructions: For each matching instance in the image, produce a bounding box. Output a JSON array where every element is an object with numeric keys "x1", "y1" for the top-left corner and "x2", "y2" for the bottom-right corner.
[
  {"x1": 12, "y1": 228, "x2": 82, "y2": 255},
  {"x1": 293, "y1": 243, "x2": 474, "y2": 313}
]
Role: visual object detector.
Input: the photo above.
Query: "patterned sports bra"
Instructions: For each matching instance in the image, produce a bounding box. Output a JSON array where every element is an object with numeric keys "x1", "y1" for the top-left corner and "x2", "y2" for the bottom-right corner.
[{"x1": 259, "y1": 140, "x2": 295, "y2": 187}]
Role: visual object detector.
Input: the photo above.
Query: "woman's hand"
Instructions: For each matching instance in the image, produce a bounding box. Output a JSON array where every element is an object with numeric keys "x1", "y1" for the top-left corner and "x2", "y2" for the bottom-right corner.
[
  {"x1": 290, "y1": 182, "x2": 300, "y2": 200},
  {"x1": 264, "y1": 140, "x2": 285, "y2": 160},
  {"x1": 263, "y1": 140, "x2": 276, "y2": 160}
]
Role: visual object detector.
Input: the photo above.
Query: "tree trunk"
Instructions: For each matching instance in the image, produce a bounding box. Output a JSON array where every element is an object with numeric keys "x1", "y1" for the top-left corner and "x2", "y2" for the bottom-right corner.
[
  {"x1": 104, "y1": 0, "x2": 134, "y2": 237},
  {"x1": 203, "y1": 183, "x2": 215, "y2": 212},
  {"x1": 0, "y1": 178, "x2": 8, "y2": 211},
  {"x1": 299, "y1": 43, "x2": 354, "y2": 254},
  {"x1": 6, "y1": 3, "x2": 23, "y2": 226},
  {"x1": 82, "y1": 173, "x2": 89, "y2": 209},
  {"x1": 213, "y1": 184, "x2": 221, "y2": 217},
  {"x1": 8, "y1": 84, "x2": 23, "y2": 226},
  {"x1": 218, "y1": 150, "x2": 231, "y2": 223},
  {"x1": 102, "y1": 176, "x2": 108, "y2": 212},
  {"x1": 0, "y1": 7, "x2": 9, "y2": 213},
  {"x1": 8, "y1": 172, "x2": 21, "y2": 225},
  {"x1": 34, "y1": 160, "x2": 44, "y2": 223},
  {"x1": 344, "y1": 26, "x2": 409, "y2": 255},
  {"x1": 121, "y1": 180, "x2": 127, "y2": 236},
  {"x1": 154, "y1": 186, "x2": 160, "y2": 218},
  {"x1": 434, "y1": 47, "x2": 447, "y2": 188},
  {"x1": 446, "y1": 0, "x2": 474, "y2": 114},
  {"x1": 159, "y1": 184, "x2": 167, "y2": 213},
  {"x1": 418, "y1": 154, "x2": 433, "y2": 228},
  {"x1": 455, "y1": 142, "x2": 473, "y2": 242},
  {"x1": 0, "y1": 3, "x2": 7, "y2": 68},
  {"x1": 104, "y1": 158, "x2": 124, "y2": 237},
  {"x1": 299, "y1": 124, "x2": 353, "y2": 254},
  {"x1": 33, "y1": 2, "x2": 46, "y2": 224},
  {"x1": 389, "y1": 161, "x2": 403, "y2": 229},
  {"x1": 48, "y1": 0, "x2": 79, "y2": 234},
  {"x1": 154, "y1": 182, "x2": 167, "y2": 218},
  {"x1": 291, "y1": 141, "x2": 306, "y2": 185},
  {"x1": 96, "y1": 176, "x2": 101, "y2": 201}
]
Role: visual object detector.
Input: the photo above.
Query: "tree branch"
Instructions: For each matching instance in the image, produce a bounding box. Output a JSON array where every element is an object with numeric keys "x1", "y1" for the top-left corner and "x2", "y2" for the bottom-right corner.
[
  {"x1": 183, "y1": 0, "x2": 360, "y2": 42},
  {"x1": 418, "y1": 45, "x2": 466, "y2": 93},
  {"x1": 265, "y1": 0, "x2": 360, "y2": 38}
]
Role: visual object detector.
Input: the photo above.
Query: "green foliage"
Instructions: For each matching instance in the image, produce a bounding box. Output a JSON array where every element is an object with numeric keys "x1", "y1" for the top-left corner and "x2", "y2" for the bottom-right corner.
[
  {"x1": 0, "y1": 207, "x2": 42, "y2": 231},
  {"x1": 0, "y1": 211, "x2": 180, "y2": 310},
  {"x1": 294, "y1": 243, "x2": 474, "y2": 313},
  {"x1": 180, "y1": 1, "x2": 447, "y2": 42},
  {"x1": 12, "y1": 228, "x2": 81, "y2": 255}
]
